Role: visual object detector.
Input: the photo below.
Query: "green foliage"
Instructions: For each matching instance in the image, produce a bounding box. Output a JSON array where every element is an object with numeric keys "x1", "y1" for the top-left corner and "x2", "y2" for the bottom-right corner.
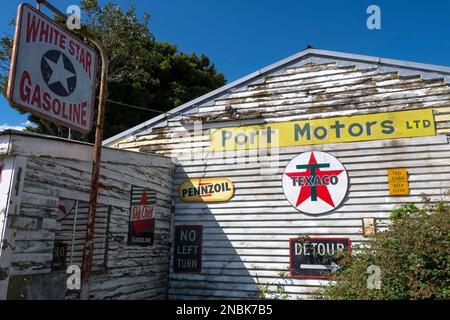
[
  {"x1": 0, "y1": 21, "x2": 14, "y2": 98},
  {"x1": 316, "y1": 193, "x2": 450, "y2": 300},
  {"x1": 255, "y1": 270, "x2": 292, "y2": 300},
  {"x1": 390, "y1": 203, "x2": 427, "y2": 220},
  {"x1": 0, "y1": 0, "x2": 225, "y2": 141}
]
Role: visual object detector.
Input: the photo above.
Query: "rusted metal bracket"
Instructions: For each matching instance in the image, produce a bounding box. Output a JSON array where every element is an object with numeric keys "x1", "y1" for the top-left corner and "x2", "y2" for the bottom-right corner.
[
  {"x1": 0, "y1": 268, "x2": 8, "y2": 281},
  {"x1": 79, "y1": 34, "x2": 108, "y2": 301}
]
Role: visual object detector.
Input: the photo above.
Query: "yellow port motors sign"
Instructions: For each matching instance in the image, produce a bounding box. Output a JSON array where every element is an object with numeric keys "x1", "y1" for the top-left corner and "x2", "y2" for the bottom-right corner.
[
  {"x1": 210, "y1": 109, "x2": 435, "y2": 151},
  {"x1": 179, "y1": 178, "x2": 235, "y2": 202}
]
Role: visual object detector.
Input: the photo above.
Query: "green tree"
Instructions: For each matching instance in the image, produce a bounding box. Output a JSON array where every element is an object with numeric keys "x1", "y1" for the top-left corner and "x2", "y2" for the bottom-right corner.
[
  {"x1": 0, "y1": 0, "x2": 225, "y2": 141},
  {"x1": 316, "y1": 193, "x2": 450, "y2": 300}
]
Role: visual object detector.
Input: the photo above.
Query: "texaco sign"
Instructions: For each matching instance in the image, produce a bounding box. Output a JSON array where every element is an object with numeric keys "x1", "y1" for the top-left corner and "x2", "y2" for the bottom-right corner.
[
  {"x1": 7, "y1": 4, "x2": 98, "y2": 133},
  {"x1": 282, "y1": 151, "x2": 349, "y2": 214}
]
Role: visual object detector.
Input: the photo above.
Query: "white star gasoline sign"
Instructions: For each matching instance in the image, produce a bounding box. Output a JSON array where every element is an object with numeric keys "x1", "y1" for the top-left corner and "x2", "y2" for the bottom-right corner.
[{"x1": 7, "y1": 4, "x2": 98, "y2": 133}]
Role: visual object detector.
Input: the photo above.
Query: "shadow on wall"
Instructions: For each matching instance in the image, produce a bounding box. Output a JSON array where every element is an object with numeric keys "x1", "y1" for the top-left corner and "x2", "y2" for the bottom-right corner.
[{"x1": 169, "y1": 166, "x2": 276, "y2": 300}]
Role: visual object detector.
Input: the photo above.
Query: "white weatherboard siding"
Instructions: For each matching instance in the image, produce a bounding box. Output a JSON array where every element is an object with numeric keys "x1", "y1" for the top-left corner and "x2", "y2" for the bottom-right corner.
[
  {"x1": 0, "y1": 132, "x2": 174, "y2": 300},
  {"x1": 169, "y1": 135, "x2": 450, "y2": 299},
  {"x1": 0, "y1": 157, "x2": 15, "y2": 299},
  {"x1": 105, "y1": 52, "x2": 450, "y2": 300}
]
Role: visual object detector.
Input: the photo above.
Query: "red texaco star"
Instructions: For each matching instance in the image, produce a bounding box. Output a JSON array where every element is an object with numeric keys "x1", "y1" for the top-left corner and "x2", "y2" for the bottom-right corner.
[{"x1": 285, "y1": 153, "x2": 344, "y2": 208}]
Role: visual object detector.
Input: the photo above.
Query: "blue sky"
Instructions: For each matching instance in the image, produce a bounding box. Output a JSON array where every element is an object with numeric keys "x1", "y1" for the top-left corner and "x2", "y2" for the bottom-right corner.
[{"x1": 1, "y1": 0, "x2": 450, "y2": 129}]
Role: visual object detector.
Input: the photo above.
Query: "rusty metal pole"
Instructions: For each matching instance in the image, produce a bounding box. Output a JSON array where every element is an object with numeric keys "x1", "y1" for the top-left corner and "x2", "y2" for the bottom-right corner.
[
  {"x1": 80, "y1": 37, "x2": 108, "y2": 300},
  {"x1": 36, "y1": 0, "x2": 66, "y2": 18},
  {"x1": 33, "y1": 0, "x2": 108, "y2": 301}
]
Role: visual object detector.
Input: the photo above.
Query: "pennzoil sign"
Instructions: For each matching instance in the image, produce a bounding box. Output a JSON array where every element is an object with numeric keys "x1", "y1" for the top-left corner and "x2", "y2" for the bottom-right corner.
[
  {"x1": 179, "y1": 178, "x2": 235, "y2": 203},
  {"x1": 7, "y1": 4, "x2": 98, "y2": 133}
]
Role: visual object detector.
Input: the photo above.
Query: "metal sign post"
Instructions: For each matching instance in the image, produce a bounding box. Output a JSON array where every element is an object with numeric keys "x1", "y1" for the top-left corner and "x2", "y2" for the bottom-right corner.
[
  {"x1": 80, "y1": 36, "x2": 108, "y2": 300},
  {"x1": 11, "y1": 0, "x2": 108, "y2": 299}
]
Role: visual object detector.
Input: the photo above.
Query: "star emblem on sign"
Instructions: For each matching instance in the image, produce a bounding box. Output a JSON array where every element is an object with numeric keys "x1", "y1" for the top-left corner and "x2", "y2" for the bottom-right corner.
[
  {"x1": 40, "y1": 50, "x2": 77, "y2": 97},
  {"x1": 282, "y1": 151, "x2": 349, "y2": 214}
]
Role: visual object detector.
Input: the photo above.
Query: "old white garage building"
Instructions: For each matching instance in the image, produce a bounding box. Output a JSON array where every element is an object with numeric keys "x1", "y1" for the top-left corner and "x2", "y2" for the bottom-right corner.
[
  {"x1": 104, "y1": 48, "x2": 450, "y2": 299},
  {"x1": 2, "y1": 48, "x2": 449, "y2": 300}
]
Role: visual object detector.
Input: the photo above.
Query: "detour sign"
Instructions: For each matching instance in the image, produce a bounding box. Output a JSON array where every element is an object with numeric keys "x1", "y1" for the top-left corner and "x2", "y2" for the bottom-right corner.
[
  {"x1": 7, "y1": 4, "x2": 98, "y2": 133},
  {"x1": 290, "y1": 237, "x2": 351, "y2": 278}
]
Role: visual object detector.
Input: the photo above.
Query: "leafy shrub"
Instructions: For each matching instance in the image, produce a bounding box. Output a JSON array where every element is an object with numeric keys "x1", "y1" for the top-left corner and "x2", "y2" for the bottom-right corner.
[{"x1": 316, "y1": 193, "x2": 450, "y2": 300}]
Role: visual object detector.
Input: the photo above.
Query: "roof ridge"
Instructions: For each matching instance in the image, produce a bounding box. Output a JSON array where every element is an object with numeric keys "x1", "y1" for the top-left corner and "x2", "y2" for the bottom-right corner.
[{"x1": 103, "y1": 48, "x2": 450, "y2": 146}]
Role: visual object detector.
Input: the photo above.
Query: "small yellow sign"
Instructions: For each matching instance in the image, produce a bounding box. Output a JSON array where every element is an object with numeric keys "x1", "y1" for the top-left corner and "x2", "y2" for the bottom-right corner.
[
  {"x1": 210, "y1": 109, "x2": 435, "y2": 151},
  {"x1": 388, "y1": 168, "x2": 409, "y2": 196},
  {"x1": 179, "y1": 178, "x2": 235, "y2": 202}
]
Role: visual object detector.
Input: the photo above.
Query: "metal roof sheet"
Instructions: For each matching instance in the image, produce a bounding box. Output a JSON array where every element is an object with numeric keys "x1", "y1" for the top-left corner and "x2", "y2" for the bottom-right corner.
[{"x1": 103, "y1": 48, "x2": 450, "y2": 146}]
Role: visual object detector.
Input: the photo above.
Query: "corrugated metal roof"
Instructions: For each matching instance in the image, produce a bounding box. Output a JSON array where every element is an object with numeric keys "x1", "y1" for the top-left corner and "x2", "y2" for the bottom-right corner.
[
  {"x1": 0, "y1": 129, "x2": 170, "y2": 162},
  {"x1": 103, "y1": 48, "x2": 450, "y2": 146},
  {"x1": 0, "y1": 129, "x2": 91, "y2": 145}
]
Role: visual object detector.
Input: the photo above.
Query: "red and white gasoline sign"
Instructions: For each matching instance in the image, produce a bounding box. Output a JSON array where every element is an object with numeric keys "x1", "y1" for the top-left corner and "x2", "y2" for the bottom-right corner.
[
  {"x1": 7, "y1": 4, "x2": 98, "y2": 133},
  {"x1": 282, "y1": 151, "x2": 349, "y2": 214}
]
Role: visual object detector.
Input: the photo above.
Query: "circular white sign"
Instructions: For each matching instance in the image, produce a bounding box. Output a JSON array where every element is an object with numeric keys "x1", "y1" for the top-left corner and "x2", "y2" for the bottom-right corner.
[{"x1": 282, "y1": 151, "x2": 348, "y2": 214}]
